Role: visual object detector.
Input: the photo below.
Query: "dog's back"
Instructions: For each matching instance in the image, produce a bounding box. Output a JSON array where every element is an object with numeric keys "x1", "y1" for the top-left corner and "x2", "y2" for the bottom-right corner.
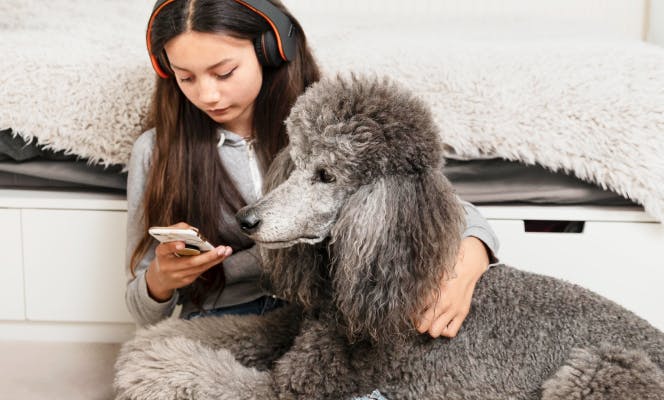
[{"x1": 345, "y1": 265, "x2": 664, "y2": 399}]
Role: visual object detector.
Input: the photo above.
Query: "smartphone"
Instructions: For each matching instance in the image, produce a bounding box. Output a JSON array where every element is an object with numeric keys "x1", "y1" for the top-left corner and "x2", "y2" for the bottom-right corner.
[{"x1": 148, "y1": 227, "x2": 215, "y2": 256}]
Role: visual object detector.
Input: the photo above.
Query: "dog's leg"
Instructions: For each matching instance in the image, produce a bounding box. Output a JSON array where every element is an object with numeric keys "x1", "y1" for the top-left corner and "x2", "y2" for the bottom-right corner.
[
  {"x1": 541, "y1": 344, "x2": 664, "y2": 400},
  {"x1": 120, "y1": 304, "x2": 301, "y2": 370},
  {"x1": 114, "y1": 335, "x2": 278, "y2": 400},
  {"x1": 115, "y1": 305, "x2": 301, "y2": 400},
  {"x1": 271, "y1": 318, "x2": 361, "y2": 399}
]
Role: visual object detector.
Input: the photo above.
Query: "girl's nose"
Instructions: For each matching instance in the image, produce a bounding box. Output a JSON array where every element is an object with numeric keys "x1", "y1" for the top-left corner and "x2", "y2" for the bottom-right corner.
[{"x1": 197, "y1": 78, "x2": 221, "y2": 104}]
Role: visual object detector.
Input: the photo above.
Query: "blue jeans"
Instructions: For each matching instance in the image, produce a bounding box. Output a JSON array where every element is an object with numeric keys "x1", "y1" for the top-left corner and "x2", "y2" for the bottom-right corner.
[
  {"x1": 185, "y1": 295, "x2": 285, "y2": 319},
  {"x1": 353, "y1": 390, "x2": 388, "y2": 400}
]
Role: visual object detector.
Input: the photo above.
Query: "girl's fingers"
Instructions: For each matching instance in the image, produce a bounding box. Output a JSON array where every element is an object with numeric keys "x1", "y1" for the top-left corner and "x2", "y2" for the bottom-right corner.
[
  {"x1": 199, "y1": 245, "x2": 233, "y2": 264},
  {"x1": 172, "y1": 246, "x2": 232, "y2": 274},
  {"x1": 157, "y1": 244, "x2": 231, "y2": 267},
  {"x1": 181, "y1": 250, "x2": 229, "y2": 276},
  {"x1": 416, "y1": 308, "x2": 435, "y2": 333},
  {"x1": 440, "y1": 317, "x2": 463, "y2": 338},
  {"x1": 416, "y1": 299, "x2": 450, "y2": 333},
  {"x1": 428, "y1": 312, "x2": 455, "y2": 338},
  {"x1": 155, "y1": 241, "x2": 185, "y2": 257}
]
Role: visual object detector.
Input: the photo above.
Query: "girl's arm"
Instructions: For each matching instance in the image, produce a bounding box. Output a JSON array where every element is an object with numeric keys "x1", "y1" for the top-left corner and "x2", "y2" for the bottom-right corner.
[{"x1": 124, "y1": 131, "x2": 180, "y2": 326}]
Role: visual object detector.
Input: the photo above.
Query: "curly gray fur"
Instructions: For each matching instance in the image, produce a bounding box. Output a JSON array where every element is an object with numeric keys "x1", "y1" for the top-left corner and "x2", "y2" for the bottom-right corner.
[
  {"x1": 256, "y1": 74, "x2": 464, "y2": 343},
  {"x1": 115, "y1": 74, "x2": 664, "y2": 400}
]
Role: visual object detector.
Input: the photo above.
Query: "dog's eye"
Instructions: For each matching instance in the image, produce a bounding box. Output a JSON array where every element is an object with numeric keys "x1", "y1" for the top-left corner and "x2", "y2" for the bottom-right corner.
[{"x1": 315, "y1": 168, "x2": 336, "y2": 183}]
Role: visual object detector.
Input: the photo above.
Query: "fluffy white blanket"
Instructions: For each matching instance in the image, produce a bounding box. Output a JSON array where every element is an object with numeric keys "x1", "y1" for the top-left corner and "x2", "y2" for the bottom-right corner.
[
  {"x1": 2, "y1": 1, "x2": 664, "y2": 221},
  {"x1": 0, "y1": 0, "x2": 154, "y2": 166}
]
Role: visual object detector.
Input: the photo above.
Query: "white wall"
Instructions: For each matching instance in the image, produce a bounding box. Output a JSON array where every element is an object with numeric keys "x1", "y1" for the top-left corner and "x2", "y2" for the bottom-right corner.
[
  {"x1": 142, "y1": 0, "x2": 655, "y2": 43},
  {"x1": 648, "y1": 0, "x2": 664, "y2": 45},
  {"x1": 287, "y1": 0, "x2": 648, "y2": 41}
]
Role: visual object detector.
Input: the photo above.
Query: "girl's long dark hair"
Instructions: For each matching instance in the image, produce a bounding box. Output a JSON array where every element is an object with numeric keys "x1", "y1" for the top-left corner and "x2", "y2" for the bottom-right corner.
[{"x1": 130, "y1": 0, "x2": 321, "y2": 309}]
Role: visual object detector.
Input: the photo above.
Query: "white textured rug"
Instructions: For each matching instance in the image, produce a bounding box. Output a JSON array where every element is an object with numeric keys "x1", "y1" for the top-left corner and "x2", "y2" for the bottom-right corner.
[{"x1": 1, "y1": 2, "x2": 664, "y2": 221}]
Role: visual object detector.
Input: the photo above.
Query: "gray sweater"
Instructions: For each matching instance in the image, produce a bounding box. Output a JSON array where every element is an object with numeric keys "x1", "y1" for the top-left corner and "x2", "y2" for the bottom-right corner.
[{"x1": 125, "y1": 129, "x2": 500, "y2": 327}]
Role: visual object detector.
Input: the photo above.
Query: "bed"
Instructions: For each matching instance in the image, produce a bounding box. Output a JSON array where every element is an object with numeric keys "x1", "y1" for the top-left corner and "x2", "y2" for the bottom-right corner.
[
  {"x1": 0, "y1": 0, "x2": 662, "y2": 338},
  {"x1": 0, "y1": 128, "x2": 630, "y2": 206}
]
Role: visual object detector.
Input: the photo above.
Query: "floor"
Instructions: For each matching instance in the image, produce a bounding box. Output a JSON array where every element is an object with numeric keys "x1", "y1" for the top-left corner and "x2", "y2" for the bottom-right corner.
[{"x1": 0, "y1": 341, "x2": 120, "y2": 400}]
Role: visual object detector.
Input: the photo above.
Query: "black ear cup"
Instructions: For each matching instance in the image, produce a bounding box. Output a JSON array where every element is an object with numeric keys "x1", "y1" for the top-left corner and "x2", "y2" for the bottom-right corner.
[{"x1": 254, "y1": 30, "x2": 283, "y2": 67}]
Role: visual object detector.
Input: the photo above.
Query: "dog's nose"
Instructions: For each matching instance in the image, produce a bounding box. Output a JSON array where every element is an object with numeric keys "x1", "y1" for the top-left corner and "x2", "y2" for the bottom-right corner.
[{"x1": 236, "y1": 208, "x2": 261, "y2": 234}]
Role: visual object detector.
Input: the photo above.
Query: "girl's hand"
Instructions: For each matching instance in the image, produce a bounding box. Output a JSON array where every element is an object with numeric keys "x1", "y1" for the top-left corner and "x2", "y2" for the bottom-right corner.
[
  {"x1": 415, "y1": 236, "x2": 489, "y2": 338},
  {"x1": 145, "y1": 222, "x2": 233, "y2": 302}
]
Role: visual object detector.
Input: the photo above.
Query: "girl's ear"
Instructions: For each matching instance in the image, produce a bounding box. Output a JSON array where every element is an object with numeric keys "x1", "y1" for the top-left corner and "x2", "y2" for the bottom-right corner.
[{"x1": 330, "y1": 170, "x2": 464, "y2": 344}]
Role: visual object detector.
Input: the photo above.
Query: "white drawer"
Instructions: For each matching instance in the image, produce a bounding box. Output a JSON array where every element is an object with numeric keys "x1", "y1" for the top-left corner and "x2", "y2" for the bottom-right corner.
[
  {"x1": 488, "y1": 218, "x2": 664, "y2": 331},
  {"x1": 22, "y1": 209, "x2": 133, "y2": 323},
  {"x1": 0, "y1": 209, "x2": 25, "y2": 320}
]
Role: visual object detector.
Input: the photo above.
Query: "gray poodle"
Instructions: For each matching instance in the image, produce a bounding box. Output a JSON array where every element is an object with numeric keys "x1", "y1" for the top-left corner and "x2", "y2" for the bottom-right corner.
[{"x1": 114, "y1": 75, "x2": 664, "y2": 399}]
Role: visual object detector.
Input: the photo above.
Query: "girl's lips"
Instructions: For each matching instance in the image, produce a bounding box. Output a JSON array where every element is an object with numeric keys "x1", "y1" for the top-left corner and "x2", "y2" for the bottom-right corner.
[{"x1": 209, "y1": 107, "x2": 230, "y2": 116}]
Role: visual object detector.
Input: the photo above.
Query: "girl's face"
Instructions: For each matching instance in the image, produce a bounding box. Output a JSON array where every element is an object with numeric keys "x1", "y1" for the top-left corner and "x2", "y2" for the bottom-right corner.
[{"x1": 164, "y1": 31, "x2": 263, "y2": 137}]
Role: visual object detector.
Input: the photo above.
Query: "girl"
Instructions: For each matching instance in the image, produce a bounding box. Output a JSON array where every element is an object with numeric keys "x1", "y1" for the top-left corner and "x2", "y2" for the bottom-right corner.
[{"x1": 125, "y1": 0, "x2": 499, "y2": 339}]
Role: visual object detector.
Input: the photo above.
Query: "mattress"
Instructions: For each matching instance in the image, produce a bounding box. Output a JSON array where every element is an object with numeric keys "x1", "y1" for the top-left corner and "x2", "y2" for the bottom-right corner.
[
  {"x1": 0, "y1": 129, "x2": 126, "y2": 193},
  {"x1": 445, "y1": 158, "x2": 633, "y2": 206},
  {"x1": 0, "y1": 162, "x2": 126, "y2": 193},
  {"x1": 0, "y1": 127, "x2": 635, "y2": 205}
]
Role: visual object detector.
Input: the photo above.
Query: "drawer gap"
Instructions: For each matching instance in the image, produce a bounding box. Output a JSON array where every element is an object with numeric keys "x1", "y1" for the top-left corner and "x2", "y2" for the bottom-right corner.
[{"x1": 523, "y1": 220, "x2": 585, "y2": 233}]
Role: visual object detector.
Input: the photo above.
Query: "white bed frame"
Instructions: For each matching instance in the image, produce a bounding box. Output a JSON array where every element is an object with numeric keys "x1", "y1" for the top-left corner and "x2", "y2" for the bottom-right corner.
[
  {"x1": 2, "y1": 0, "x2": 662, "y2": 342},
  {"x1": 1, "y1": 190, "x2": 662, "y2": 343}
]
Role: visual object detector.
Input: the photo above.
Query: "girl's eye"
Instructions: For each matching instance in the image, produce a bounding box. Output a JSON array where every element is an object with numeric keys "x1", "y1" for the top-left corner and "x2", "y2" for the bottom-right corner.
[
  {"x1": 178, "y1": 76, "x2": 193, "y2": 83},
  {"x1": 315, "y1": 168, "x2": 336, "y2": 183},
  {"x1": 216, "y1": 68, "x2": 236, "y2": 80}
]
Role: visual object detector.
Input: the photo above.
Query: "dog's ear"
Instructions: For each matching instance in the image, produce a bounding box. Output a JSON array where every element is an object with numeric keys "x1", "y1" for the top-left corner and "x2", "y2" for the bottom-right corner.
[
  {"x1": 330, "y1": 170, "x2": 464, "y2": 343},
  {"x1": 260, "y1": 243, "x2": 330, "y2": 310}
]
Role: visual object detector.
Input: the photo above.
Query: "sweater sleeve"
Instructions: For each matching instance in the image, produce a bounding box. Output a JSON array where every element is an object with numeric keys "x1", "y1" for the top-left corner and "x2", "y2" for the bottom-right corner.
[
  {"x1": 459, "y1": 198, "x2": 500, "y2": 265},
  {"x1": 124, "y1": 130, "x2": 179, "y2": 327}
]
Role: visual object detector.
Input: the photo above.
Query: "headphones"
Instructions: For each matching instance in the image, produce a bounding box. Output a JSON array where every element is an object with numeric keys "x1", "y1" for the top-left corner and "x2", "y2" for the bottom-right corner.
[{"x1": 147, "y1": 0, "x2": 297, "y2": 78}]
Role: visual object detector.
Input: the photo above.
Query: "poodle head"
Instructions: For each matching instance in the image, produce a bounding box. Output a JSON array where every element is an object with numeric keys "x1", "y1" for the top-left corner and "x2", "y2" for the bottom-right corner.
[
  {"x1": 239, "y1": 74, "x2": 446, "y2": 247},
  {"x1": 237, "y1": 74, "x2": 464, "y2": 343}
]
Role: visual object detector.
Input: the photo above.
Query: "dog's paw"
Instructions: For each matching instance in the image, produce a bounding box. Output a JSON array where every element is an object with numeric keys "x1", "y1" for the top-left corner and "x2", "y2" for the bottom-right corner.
[
  {"x1": 114, "y1": 336, "x2": 273, "y2": 400},
  {"x1": 541, "y1": 345, "x2": 664, "y2": 400}
]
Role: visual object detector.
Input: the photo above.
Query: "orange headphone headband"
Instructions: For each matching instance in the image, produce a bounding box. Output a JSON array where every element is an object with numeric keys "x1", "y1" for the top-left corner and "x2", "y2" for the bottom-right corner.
[
  {"x1": 146, "y1": 0, "x2": 296, "y2": 78},
  {"x1": 146, "y1": 0, "x2": 177, "y2": 78}
]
